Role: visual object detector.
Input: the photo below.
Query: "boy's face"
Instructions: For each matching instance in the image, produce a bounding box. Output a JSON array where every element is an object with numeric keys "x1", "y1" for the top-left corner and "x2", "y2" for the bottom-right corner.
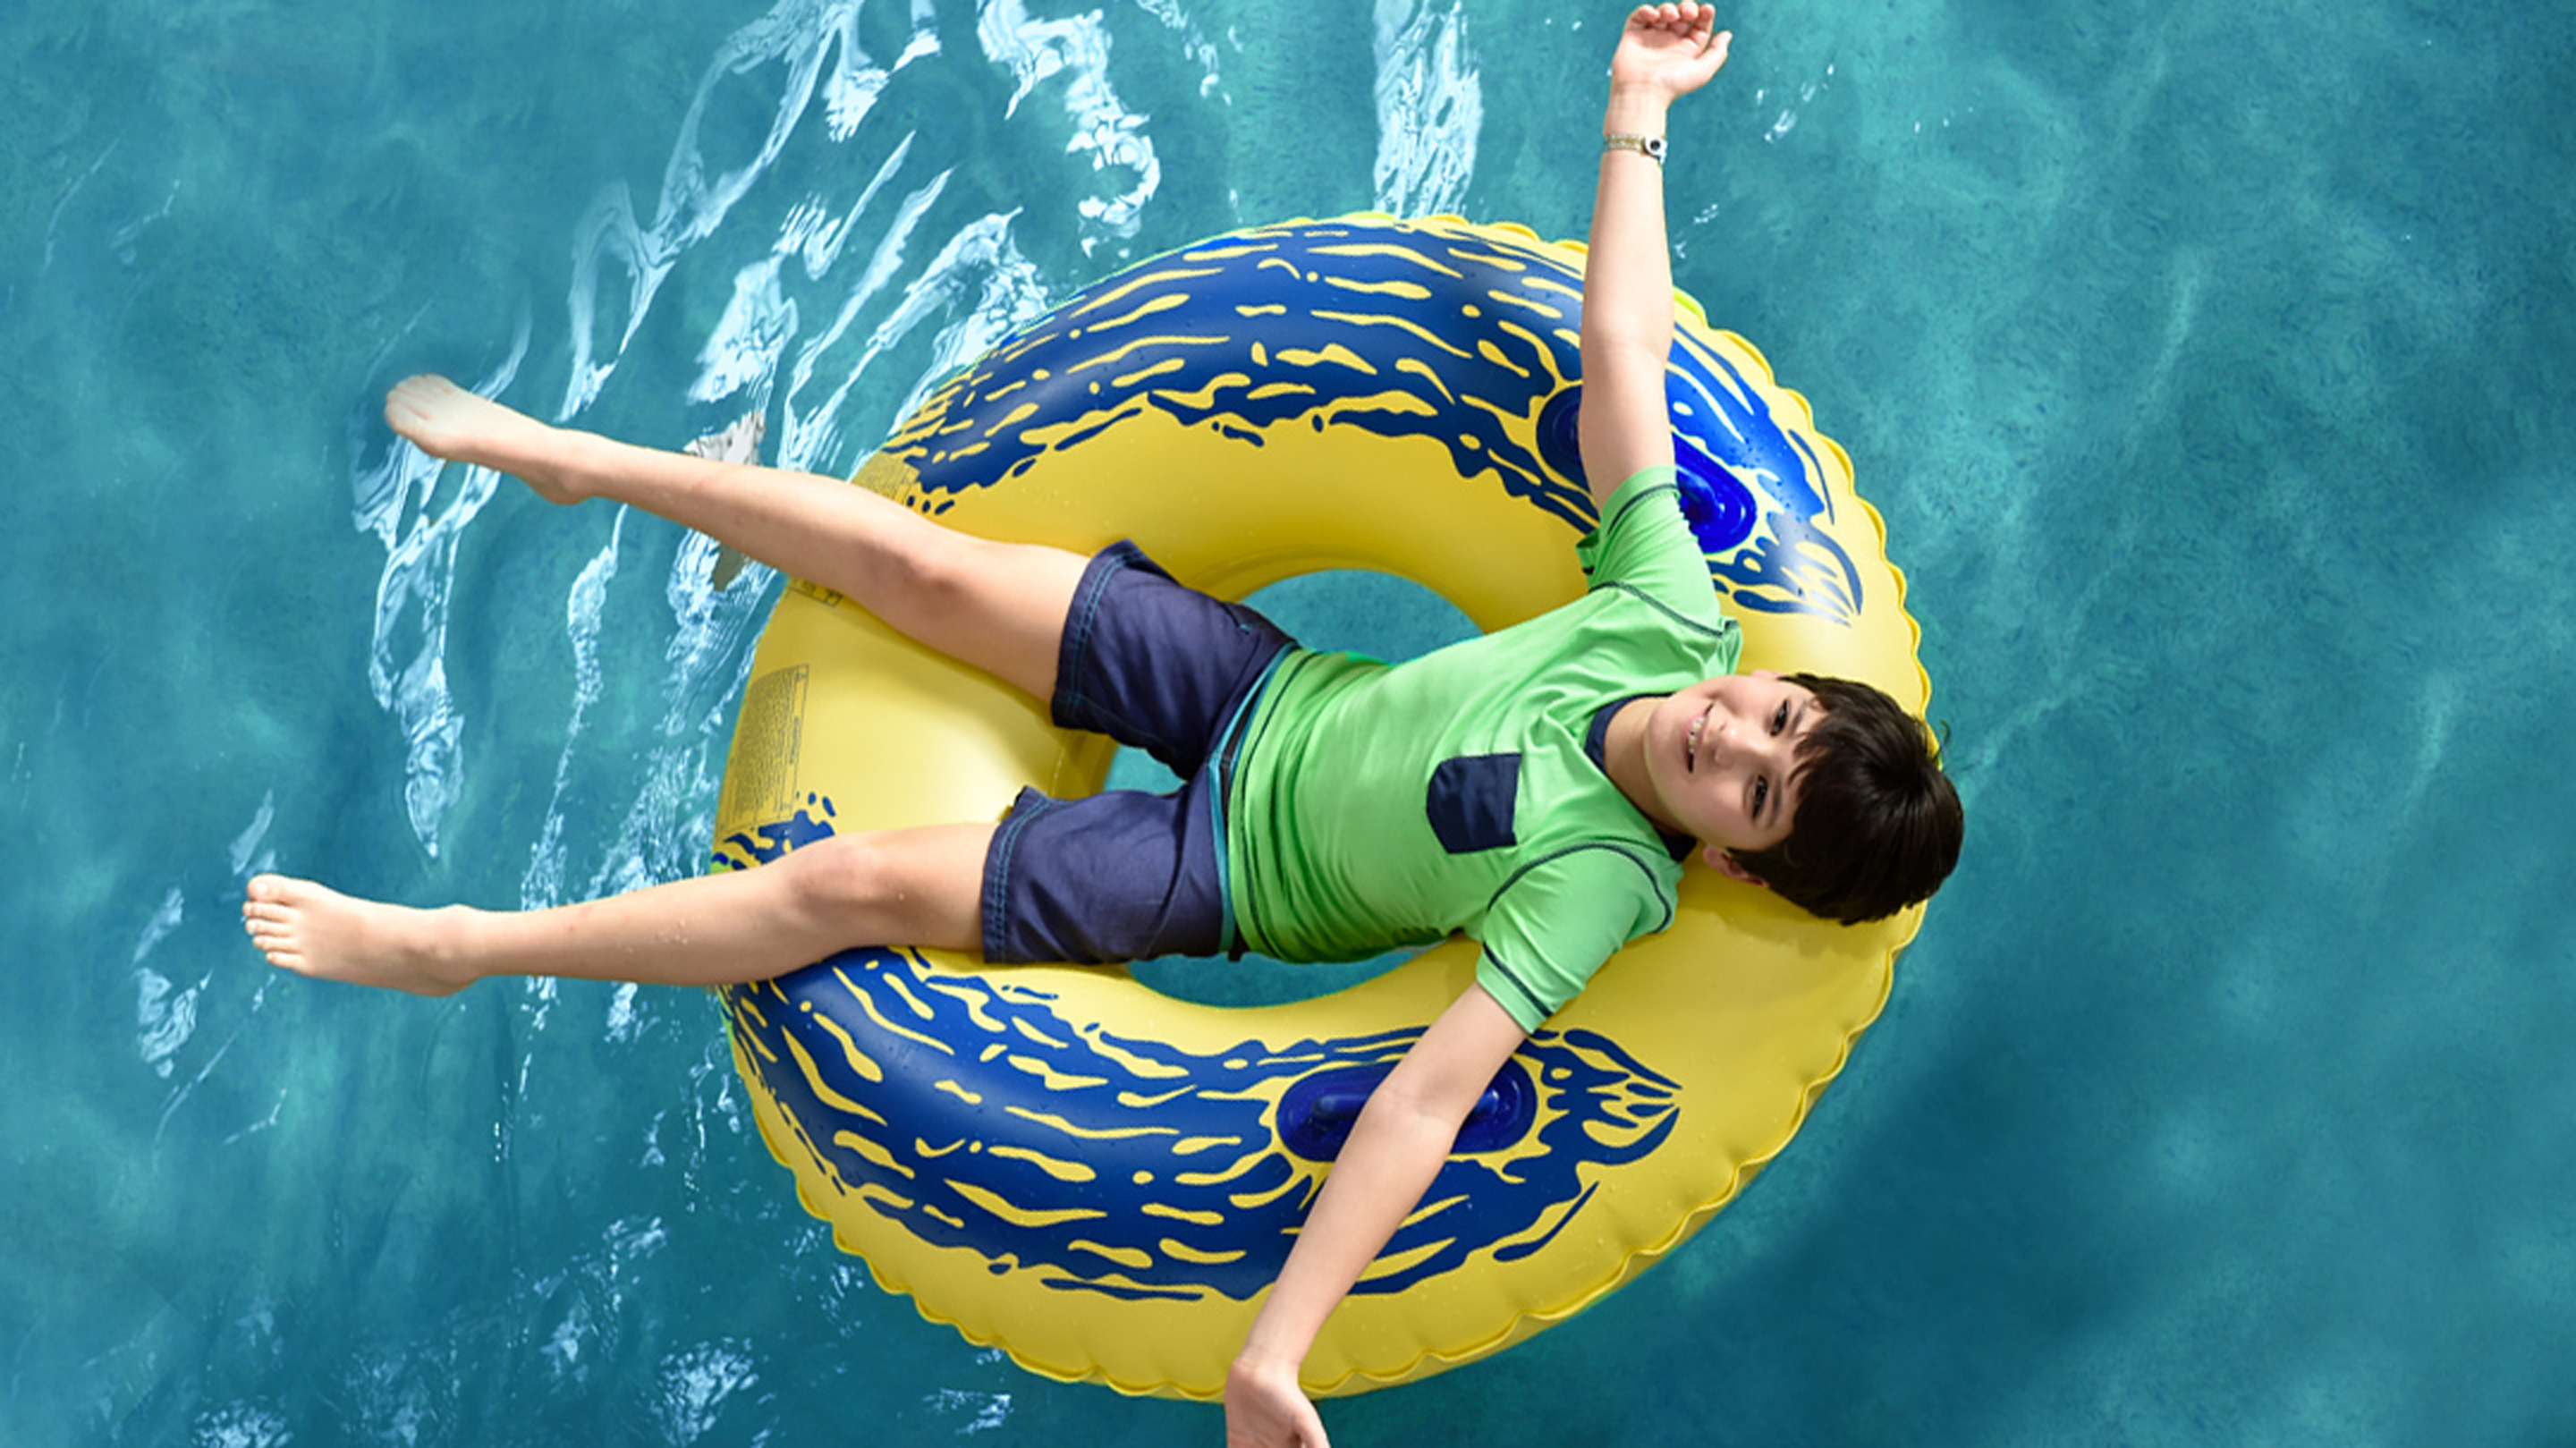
[{"x1": 1639, "y1": 670, "x2": 1820, "y2": 881}]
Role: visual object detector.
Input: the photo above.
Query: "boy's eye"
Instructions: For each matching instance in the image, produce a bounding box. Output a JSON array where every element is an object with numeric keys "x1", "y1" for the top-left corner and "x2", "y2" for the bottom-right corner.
[
  {"x1": 1753, "y1": 777, "x2": 1768, "y2": 817},
  {"x1": 1770, "y1": 702, "x2": 1789, "y2": 732}
]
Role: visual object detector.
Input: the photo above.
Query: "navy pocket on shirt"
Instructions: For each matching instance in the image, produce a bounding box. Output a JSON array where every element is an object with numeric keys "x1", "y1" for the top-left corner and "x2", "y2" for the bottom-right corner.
[{"x1": 1426, "y1": 753, "x2": 1521, "y2": 854}]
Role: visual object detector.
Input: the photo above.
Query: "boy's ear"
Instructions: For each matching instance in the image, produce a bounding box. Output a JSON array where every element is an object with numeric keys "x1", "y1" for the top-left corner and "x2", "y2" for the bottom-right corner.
[{"x1": 1706, "y1": 847, "x2": 1768, "y2": 888}]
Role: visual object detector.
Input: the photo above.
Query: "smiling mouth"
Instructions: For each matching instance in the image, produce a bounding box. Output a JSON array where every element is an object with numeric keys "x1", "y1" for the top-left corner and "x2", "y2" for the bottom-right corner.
[{"x1": 1686, "y1": 705, "x2": 1711, "y2": 773}]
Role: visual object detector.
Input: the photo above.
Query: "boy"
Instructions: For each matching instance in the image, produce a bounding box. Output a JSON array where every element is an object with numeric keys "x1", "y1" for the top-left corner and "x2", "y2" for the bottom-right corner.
[{"x1": 245, "y1": 9, "x2": 1957, "y2": 1444}]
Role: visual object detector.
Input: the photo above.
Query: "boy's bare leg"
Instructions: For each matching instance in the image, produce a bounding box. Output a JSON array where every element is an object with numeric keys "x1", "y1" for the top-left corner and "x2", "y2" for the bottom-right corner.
[
  {"x1": 385, "y1": 376, "x2": 1086, "y2": 703},
  {"x1": 241, "y1": 824, "x2": 993, "y2": 995}
]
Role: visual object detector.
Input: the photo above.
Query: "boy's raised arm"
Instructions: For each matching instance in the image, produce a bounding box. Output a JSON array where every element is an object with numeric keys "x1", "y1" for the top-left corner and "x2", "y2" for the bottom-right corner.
[
  {"x1": 1579, "y1": 6, "x2": 1733, "y2": 509},
  {"x1": 1220, "y1": 14, "x2": 1736, "y2": 1444}
]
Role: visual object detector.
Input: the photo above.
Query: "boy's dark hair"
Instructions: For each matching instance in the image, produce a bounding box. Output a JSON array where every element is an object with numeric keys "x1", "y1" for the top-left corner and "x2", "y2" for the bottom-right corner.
[{"x1": 1731, "y1": 673, "x2": 1962, "y2": 926}]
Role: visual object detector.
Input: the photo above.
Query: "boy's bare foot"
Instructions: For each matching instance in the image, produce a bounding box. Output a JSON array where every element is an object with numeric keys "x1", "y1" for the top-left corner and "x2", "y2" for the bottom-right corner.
[
  {"x1": 383, "y1": 375, "x2": 589, "y2": 504},
  {"x1": 242, "y1": 874, "x2": 478, "y2": 997}
]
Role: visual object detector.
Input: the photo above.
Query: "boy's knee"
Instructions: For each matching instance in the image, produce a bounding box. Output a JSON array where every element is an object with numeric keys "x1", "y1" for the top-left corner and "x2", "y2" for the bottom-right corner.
[
  {"x1": 777, "y1": 830, "x2": 980, "y2": 953},
  {"x1": 783, "y1": 834, "x2": 888, "y2": 917}
]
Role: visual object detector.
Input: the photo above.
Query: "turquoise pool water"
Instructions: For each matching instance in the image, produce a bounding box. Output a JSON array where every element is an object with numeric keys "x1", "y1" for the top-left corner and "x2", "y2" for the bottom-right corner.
[{"x1": 4, "y1": 0, "x2": 2572, "y2": 1443}]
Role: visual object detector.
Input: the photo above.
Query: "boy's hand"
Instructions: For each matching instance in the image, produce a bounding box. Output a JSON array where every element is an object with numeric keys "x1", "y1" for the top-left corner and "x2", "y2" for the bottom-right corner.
[
  {"x1": 1225, "y1": 1354, "x2": 1329, "y2": 1447},
  {"x1": 1609, "y1": 4, "x2": 1733, "y2": 103}
]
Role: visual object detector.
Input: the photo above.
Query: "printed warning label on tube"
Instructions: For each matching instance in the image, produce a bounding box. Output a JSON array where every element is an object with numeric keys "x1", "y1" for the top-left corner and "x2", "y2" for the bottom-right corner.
[{"x1": 720, "y1": 665, "x2": 809, "y2": 828}]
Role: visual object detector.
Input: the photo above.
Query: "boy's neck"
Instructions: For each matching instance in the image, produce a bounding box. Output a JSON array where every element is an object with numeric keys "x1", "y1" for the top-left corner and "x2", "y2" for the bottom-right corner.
[{"x1": 1601, "y1": 696, "x2": 1683, "y2": 834}]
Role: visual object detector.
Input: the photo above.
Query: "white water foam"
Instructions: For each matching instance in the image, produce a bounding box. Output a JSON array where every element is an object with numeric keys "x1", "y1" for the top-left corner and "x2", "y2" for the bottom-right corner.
[
  {"x1": 346, "y1": 0, "x2": 1190, "y2": 1056},
  {"x1": 978, "y1": 0, "x2": 1161, "y2": 244},
  {"x1": 351, "y1": 323, "x2": 530, "y2": 859},
  {"x1": 1372, "y1": 0, "x2": 1482, "y2": 219}
]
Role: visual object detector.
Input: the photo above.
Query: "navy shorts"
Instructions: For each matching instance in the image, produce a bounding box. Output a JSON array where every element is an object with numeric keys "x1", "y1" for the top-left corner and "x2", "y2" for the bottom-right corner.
[{"x1": 981, "y1": 542, "x2": 1296, "y2": 964}]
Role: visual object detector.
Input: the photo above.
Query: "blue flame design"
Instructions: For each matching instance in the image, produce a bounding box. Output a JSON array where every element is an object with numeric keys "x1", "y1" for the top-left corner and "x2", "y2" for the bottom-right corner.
[{"x1": 873, "y1": 217, "x2": 1863, "y2": 623}]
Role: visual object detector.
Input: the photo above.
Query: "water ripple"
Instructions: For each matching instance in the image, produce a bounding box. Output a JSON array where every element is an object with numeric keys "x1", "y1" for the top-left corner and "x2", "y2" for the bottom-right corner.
[
  {"x1": 130, "y1": 885, "x2": 195, "y2": 1080},
  {"x1": 924, "y1": 1385, "x2": 1015, "y2": 1435},
  {"x1": 521, "y1": 509, "x2": 626, "y2": 910},
  {"x1": 191, "y1": 1401, "x2": 292, "y2": 1448},
  {"x1": 1131, "y1": 0, "x2": 1224, "y2": 97},
  {"x1": 225, "y1": 790, "x2": 275, "y2": 877},
  {"x1": 352, "y1": 323, "x2": 530, "y2": 858},
  {"x1": 1372, "y1": 0, "x2": 1481, "y2": 217},
  {"x1": 784, "y1": 205, "x2": 1054, "y2": 471},
  {"x1": 652, "y1": 1339, "x2": 758, "y2": 1446},
  {"x1": 978, "y1": 0, "x2": 1160, "y2": 245},
  {"x1": 564, "y1": 0, "x2": 945, "y2": 418}
]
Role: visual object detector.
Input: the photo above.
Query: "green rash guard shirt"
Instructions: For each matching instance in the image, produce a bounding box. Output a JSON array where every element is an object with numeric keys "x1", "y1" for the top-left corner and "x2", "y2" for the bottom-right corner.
[{"x1": 1222, "y1": 466, "x2": 1741, "y2": 1032}]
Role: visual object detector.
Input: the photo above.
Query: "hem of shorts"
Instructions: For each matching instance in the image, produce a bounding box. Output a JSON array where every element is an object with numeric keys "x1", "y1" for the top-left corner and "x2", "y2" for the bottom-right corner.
[
  {"x1": 980, "y1": 789, "x2": 1062, "y2": 963},
  {"x1": 1050, "y1": 540, "x2": 1144, "y2": 732}
]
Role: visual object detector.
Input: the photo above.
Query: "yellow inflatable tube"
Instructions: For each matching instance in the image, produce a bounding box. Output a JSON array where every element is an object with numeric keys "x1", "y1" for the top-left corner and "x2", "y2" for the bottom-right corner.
[{"x1": 709, "y1": 216, "x2": 1931, "y2": 1399}]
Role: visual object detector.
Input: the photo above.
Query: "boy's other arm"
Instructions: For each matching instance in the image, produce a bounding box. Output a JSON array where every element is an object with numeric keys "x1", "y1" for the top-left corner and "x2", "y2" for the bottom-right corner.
[
  {"x1": 1224, "y1": 984, "x2": 1530, "y2": 1447},
  {"x1": 1578, "y1": 7, "x2": 1733, "y2": 510}
]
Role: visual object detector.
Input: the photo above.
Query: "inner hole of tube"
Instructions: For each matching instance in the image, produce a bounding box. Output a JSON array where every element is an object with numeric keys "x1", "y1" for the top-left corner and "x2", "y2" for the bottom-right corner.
[{"x1": 1118, "y1": 570, "x2": 1479, "y2": 1008}]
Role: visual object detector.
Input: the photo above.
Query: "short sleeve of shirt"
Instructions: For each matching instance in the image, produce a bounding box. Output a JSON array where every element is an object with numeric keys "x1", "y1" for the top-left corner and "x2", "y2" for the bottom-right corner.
[
  {"x1": 1574, "y1": 466, "x2": 1725, "y2": 629},
  {"x1": 1471, "y1": 845, "x2": 1681, "y2": 1032}
]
